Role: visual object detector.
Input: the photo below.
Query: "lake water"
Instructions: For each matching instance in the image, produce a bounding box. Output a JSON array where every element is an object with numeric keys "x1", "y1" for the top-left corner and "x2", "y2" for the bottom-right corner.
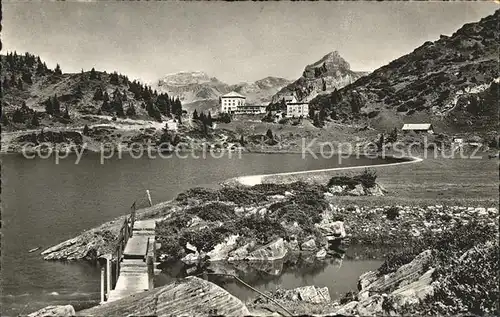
[{"x1": 1, "y1": 152, "x2": 395, "y2": 316}]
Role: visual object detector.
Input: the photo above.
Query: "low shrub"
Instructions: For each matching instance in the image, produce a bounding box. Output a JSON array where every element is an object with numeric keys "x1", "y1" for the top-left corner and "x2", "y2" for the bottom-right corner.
[
  {"x1": 175, "y1": 187, "x2": 218, "y2": 204},
  {"x1": 327, "y1": 169, "x2": 377, "y2": 189},
  {"x1": 384, "y1": 206, "x2": 400, "y2": 220},
  {"x1": 186, "y1": 202, "x2": 235, "y2": 222}
]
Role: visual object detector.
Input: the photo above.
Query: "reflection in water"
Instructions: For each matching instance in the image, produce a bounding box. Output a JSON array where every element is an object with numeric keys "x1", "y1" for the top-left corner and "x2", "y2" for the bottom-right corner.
[{"x1": 156, "y1": 250, "x2": 381, "y2": 302}]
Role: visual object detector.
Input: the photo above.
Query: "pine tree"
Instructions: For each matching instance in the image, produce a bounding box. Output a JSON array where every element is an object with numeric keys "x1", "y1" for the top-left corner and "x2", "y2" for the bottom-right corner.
[
  {"x1": 17, "y1": 78, "x2": 24, "y2": 90},
  {"x1": 54, "y1": 64, "x2": 62, "y2": 75},
  {"x1": 193, "y1": 109, "x2": 199, "y2": 120},
  {"x1": 90, "y1": 67, "x2": 98, "y2": 80},
  {"x1": 126, "y1": 104, "x2": 136, "y2": 116},
  {"x1": 1, "y1": 111, "x2": 10, "y2": 126},
  {"x1": 31, "y1": 112, "x2": 40, "y2": 126},
  {"x1": 52, "y1": 95, "x2": 61, "y2": 114},
  {"x1": 44, "y1": 97, "x2": 54, "y2": 115},
  {"x1": 377, "y1": 134, "x2": 385, "y2": 151},
  {"x1": 266, "y1": 129, "x2": 274, "y2": 140},
  {"x1": 322, "y1": 79, "x2": 327, "y2": 91},
  {"x1": 12, "y1": 108, "x2": 25, "y2": 123},
  {"x1": 93, "y1": 87, "x2": 104, "y2": 101},
  {"x1": 2, "y1": 77, "x2": 10, "y2": 89},
  {"x1": 387, "y1": 127, "x2": 398, "y2": 143},
  {"x1": 63, "y1": 106, "x2": 70, "y2": 119},
  {"x1": 206, "y1": 112, "x2": 213, "y2": 126},
  {"x1": 83, "y1": 124, "x2": 90, "y2": 136}
]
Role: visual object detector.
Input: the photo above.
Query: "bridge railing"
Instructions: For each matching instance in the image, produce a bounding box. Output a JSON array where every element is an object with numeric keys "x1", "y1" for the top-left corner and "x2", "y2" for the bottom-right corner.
[{"x1": 112, "y1": 201, "x2": 137, "y2": 288}]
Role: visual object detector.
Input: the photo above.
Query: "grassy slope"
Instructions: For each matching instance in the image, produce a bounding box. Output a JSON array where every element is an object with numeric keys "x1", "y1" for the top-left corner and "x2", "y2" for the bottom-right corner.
[{"x1": 261, "y1": 156, "x2": 498, "y2": 206}]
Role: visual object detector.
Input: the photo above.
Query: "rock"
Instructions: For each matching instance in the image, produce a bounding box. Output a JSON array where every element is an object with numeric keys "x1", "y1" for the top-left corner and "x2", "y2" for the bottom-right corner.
[
  {"x1": 181, "y1": 252, "x2": 201, "y2": 263},
  {"x1": 285, "y1": 238, "x2": 300, "y2": 251},
  {"x1": 300, "y1": 238, "x2": 317, "y2": 251},
  {"x1": 270, "y1": 194, "x2": 286, "y2": 200},
  {"x1": 28, "y1": 305, "x2": 75, "y2": 317},
  {"x1": 356, "y1": 294, "x2": 384, "y2": 316},
  {"x1": 276, "y1": 286, "x2": 331, "y2": 304},
  {"x1": 246, "y1": 238, "x2": 287, "y2": 261},
  {"x1": 79, "y1": 276, "x2": 250, "y2": 316},
  {"x1": 296, "y1": 286, "x2": 331, "y2": 304},
  {"x1": 335, "y1": 301, "x2": 359, "y2": 315},
  {"x1": 207, "y1": 235, "x2": 239, "y2": 261},
  {"x1": 284, "y1": 191, "x2": 293, "y2": 196},
  {"x1": 365, "y1": 183, "x2": 386, "y2": 196},
  {"x1": 347, "y1": 184, "x2": 365, "y2": 196},
  {"x1": 388, "y1": 268, "x2": 435, "y2": 311},
  {"x1": 186, "y1": 242, "x2": 198, "y2": 253},
  {"x1": 317, "y1": 221, "x2": 346, "y2": 238},
  {"x1": 358, "y1": 249, "x2": 433, "y2": 298},
  {"x1": 358, "y1": 271, "x2": 378, "y2": 292},
  {"x1": 187, "y1": 216, "x2": 203, "y2": 228},
  {"x1": 234, "y1": 206, "x2": 245, "y2": 216},
  {"x1": 228, "y1": 241, "x2": 256, "y2": 261},
  {"x1": 316, "y1": 248, "x2": 327, "y2": 259},
  {"x1": 258, "y1": 208, "x2": 267, "y2": 216},
  {"x1": 329, "y1": 185, "x2": 346, "y2": 194}
]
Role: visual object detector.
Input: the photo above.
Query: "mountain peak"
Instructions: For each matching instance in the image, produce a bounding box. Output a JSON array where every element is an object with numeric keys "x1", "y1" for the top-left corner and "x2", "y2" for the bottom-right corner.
[
  {"x1": 158, "y1": 71, "x2": 218, "y2": 87},
  {"x1": 307, "y1": 50, "x2": 351, "y2": 72}
]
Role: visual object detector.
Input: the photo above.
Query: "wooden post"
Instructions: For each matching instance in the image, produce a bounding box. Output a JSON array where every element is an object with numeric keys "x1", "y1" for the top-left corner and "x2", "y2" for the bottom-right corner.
[
  {"x1": 147, "y1": 254, "x2": 154, "y2": 290},
  {"x1": 106, "y1": 256, "x2": 111, "y2": 300},
  {"x1": 146, "y1": 190, "x2": 152, "y2": 207},
  {"x1": 100, "y1": 265, "x2": 105, "y2": 304}
]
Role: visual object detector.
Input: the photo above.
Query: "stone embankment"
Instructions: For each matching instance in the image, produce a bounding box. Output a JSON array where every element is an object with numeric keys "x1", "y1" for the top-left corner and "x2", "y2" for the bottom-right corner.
[{"x1": 28, "y1": 277, "x2": 250, "y2": 317}]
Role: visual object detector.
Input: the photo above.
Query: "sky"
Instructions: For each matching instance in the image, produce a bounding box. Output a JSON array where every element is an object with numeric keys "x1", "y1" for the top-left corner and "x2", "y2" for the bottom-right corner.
[{"x1": 3, "y1": 1, "x2": 498, "y2": 84}]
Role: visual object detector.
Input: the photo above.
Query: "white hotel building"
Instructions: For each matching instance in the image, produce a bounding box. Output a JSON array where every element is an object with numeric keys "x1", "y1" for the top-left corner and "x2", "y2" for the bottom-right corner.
[{"x1": 220, "y1": 91, "x2": 266, "y2": 115}]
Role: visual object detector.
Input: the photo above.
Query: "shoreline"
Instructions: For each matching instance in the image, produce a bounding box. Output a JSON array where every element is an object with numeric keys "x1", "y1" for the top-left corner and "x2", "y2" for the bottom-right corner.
[{"x1": 228, "y1": 155, "x2": 422, "y2": 186}]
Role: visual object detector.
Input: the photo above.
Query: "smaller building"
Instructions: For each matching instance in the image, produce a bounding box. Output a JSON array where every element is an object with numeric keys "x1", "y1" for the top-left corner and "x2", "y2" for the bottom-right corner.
[
  {"x1": 286, "y1": 102, "x2": 309, "y2": 118},
  {"x1": 166, "y1": 119, "x2": 178, "y2": 131},
  {"x1": 401, "y1": 123, "x2": 434, "y2": 134}
]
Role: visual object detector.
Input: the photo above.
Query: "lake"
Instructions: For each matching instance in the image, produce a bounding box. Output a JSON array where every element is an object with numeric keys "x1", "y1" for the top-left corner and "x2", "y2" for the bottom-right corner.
[{"x1": 1, "y1": 152, "x2": 395, "y2": 316}]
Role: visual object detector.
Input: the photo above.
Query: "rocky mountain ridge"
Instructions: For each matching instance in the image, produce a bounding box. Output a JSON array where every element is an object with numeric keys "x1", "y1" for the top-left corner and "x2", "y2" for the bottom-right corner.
[
  {"x1": 270, "y1": 51, "x2": 368, "y2": 104},
  {"x1": 154, "y1": 72, "x2": 291, "y2": 110},
  {"x1": 309, "y1": 9, "x2": 500, "y2": 133}
]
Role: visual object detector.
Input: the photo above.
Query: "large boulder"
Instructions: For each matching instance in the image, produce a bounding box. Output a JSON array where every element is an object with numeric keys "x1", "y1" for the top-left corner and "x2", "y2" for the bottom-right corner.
[
  {"x1": 347, "y1": 184, "x2": 365, "y2": 196},
  {"x1": 246, "y1": 238, "x2": 288, "y2": 261},
  {"x1": 316, "y1": 221, "x2": 346, "y2": 239},
  {"x1": 29, "y1": 305, "x2": 75, "y2": 317},
  {"x1": 301, "y1": 238, "x2": 317, "y2": 251},
  {"x1": 387, "y1": 268, "x2": 435, "y2": 311},
  {"x1": 207, "y1": 235, "x2": 239, "y2": 261},
  {"x1": 274, "y1": 286, "x2": 331, "y2": 304},
  {"x1": 358, "y1": 249, "x2": 433, "y2": 299},
  {"x1": 78, "y1": 277, "x2": 250, "y2": 316},
  {"x1": 228, "y1": 240, "x2": 256, "y2": 261}
]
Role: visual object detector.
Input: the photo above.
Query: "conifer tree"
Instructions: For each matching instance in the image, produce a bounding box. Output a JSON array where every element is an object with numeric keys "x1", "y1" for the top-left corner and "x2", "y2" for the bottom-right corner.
[
  {"x1": 83, "y1": 124, "x2": 90, "y2": 136},
  {"x1": 193, "y1": 109, "x2": 199, "y2": 120},
  {"x1": 63, "y1": 106, "x2": 70, "y2": 119},
  {"x1": 31, "y1": 112, "x2": 40, "y2": 126},
  {"x1": 90, "y1": 67, "x2": 98, "y2": 80},
  {"x1": 54, "y1": 64, "x2": 62, "y2": 75},
  {"x1": 266, "y1": 129, "x2": 274, "y2": 140}
]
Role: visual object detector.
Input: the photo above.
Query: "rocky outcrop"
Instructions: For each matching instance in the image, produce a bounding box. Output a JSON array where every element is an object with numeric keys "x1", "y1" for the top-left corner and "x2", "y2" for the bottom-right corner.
[
  {"x1": 207, "y1": 235, "x2": 240, "y2": 261},
  {"x1": 300, "y1": 238, "x2": 317, "y2": 251},
  {"x1": 78, "y1": 276, "x2": 250, "y2": 316},
  {"x1": 271, "y1": 51, "x2": 367, "y2": 103},
  {"x1": 245, "y1": 238, "x2": 288, "y2": 261},
  {"x1": 228, "y1": 240, "x2": 256, "y2": 261},
  {"x1": 327, "y1": 182, "x2": 387, "y2": 196},
  {"x1": 28, "y1": 305, "x2": 75, "y2": 317},
  {"x1": 276, "y1": 286, "x2": 331, "y2": 304},
  {"x1": 330, "y1": 249, "x2": 435, "y2": 316}
]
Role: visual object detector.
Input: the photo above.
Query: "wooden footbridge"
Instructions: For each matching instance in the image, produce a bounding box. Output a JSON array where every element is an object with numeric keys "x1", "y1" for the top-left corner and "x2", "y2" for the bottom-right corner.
[{"x1": 98, "y1": 194, "x2": 159, "y2": 303}]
